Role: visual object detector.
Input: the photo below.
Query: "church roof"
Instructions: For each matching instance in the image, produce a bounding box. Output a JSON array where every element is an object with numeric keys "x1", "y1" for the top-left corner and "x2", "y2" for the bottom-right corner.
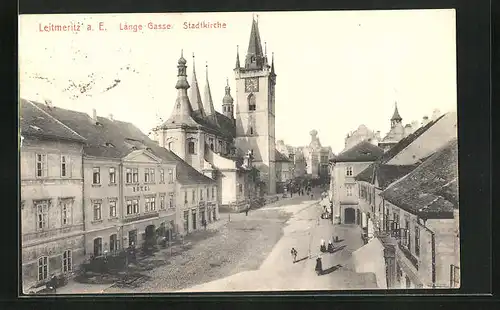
[
  {"x1": 20, "y1": 99, "x2": 86, "y2": 143},
  {"x1": 334, "y1": 141, "x2": 384, "y2": 163},
  {"x1": 30, "y1": 101, "x2": 214, "y2": 185},
  {"x1": 245, "y1": 18, "x2": 265, "y2": 70},
  {"x1": 203, "y1": 64, "x2": 220, "y2": 127},
  {"x1": 189, "y1": 54, "x2": 206, "y2": 117},
  {"x1": 380, "y1": 139, "x2": 458, "y2": 219}
]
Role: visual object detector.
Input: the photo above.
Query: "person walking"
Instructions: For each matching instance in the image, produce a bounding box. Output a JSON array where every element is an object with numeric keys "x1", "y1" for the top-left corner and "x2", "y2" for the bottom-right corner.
[{"x1": 290, "y1": 247, "x2": 298, "y2": 263}]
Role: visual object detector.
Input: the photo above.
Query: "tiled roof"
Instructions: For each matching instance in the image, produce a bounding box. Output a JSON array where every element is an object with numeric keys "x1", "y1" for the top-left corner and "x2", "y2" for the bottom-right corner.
[
  {"x1": 20, "y1": 99, "x2": 86, "y2": 143},
  {"x1": 333, "y1": 141, "x2": 384, "y2": 163},
  {"x1": 380, "y1": 139, "x2": 458, "y2": 219},
  {"x1": 354, "y1": 164, "x2": 375, "y2": 182},
  {"x1": 375, "y1": 164, "x2": 419, "y2": 189},
  {"x1": 190, "y1": 110, "x2": 235, "y2": 140},
  {"x1": 356, "y1": 114, "x2": 446, "y2": 185},
  {"x1": 31, "y1": 101, "x2": 214, "y2": 185},
  {"x1": 275, "y1": 150, "x2": 291, "y2": 162}
]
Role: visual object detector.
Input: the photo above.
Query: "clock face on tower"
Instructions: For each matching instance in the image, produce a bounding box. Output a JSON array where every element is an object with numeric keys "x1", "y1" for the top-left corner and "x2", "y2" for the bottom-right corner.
[{"x1": 245, "y1": 78, "x2": 259, "y2": 92}]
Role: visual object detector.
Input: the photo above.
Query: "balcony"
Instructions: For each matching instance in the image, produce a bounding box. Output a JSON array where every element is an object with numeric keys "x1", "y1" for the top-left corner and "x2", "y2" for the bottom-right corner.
[
  {"x1": 122, "y1": 212, "x2": 159, "y2": 224},
  {"x1": 375, "y1": 227, "x2": 419, "y2": 270},
  {"x1": 22, "y1": 224, "x2": 84, "y2": 243}
]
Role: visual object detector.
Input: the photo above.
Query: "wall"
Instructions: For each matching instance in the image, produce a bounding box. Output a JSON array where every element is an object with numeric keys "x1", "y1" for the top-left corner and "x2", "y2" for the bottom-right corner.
[{"x1": 20, "y1": 137, "x2": 85, "y2": 289}]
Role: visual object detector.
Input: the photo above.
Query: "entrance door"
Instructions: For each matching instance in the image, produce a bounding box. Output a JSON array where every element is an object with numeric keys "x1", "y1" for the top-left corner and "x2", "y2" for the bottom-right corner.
[
  {"x1": 344, "y1": 208, "x2": 355, "y2": 224},
  {"x1": 109, "y1": 234, "x2": 118, "y2": 252},
  {"x1": 128, "y1": 230, "x2": 137, "y2": 247},
  {"x1": 93, "y1": 238, "x2": 102, "y2": 257},
  {"x1": 145, "y1": 225, "x2": 156, "y2": 242},
  {"x1": 192, "y1": 210, "x2": 197, "y2": 230}
]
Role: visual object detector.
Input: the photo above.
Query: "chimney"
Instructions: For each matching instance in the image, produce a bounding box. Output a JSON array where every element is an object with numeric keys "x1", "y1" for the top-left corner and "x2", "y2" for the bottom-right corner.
[
  {"x1": 44, "y1": 99, "x2": 53, "y2": 108},
  {"x1": 431, "y1": 109, "x2": 441, "y2": 121},
  {"x1": 109, "y1": 114, "x2": 114, "y2": 121},
  {"x1": 421, "y1": 115, "x2": 430, "y2": 126},
  {"x1": 411, "y1": 120, "x2": 419, "y2": 129}
]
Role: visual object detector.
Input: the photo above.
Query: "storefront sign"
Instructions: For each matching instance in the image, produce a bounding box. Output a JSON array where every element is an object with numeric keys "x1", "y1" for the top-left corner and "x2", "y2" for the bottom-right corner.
[{"x1": 132, "y1": 185, "x2": 151, "y2": 193}]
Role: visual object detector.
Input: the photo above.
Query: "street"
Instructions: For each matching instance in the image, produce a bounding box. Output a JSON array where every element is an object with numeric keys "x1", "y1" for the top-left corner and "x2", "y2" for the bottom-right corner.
[{"x1": 57, "y1": 188, "x2": 377, "y2": 294}]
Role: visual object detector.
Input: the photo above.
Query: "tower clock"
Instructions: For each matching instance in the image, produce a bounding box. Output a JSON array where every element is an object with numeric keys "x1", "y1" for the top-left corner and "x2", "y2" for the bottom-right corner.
[{"x1": 245, "y1": 78, "x2": 259, "y2": 92}]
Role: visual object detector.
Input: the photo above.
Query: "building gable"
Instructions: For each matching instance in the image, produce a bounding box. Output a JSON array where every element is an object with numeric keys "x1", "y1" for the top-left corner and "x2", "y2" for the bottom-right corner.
[{"x1": 123, "y1": 149, "x2": 163, "y2": 163}]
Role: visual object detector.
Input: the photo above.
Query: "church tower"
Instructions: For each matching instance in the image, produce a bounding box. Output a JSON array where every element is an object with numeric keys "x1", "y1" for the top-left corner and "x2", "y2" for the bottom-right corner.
[
  {"x1": 234, "y1": 16, "x2": 277, "y2": 194},
  {"x1": 391, "y1": 102, "x2": 403, "y2": 128},
  {"x1": 222, "y1": 78, "x2": 234, "y2": 120}
]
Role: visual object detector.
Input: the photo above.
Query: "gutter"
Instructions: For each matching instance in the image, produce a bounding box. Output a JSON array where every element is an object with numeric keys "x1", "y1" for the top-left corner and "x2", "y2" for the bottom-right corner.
[{"x1": 81, "y1": 152, "x2": 86, "y2": 255}]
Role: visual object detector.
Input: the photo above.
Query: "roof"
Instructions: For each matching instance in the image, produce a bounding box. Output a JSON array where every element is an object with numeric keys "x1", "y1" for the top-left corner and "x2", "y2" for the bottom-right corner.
[
  {"x1": 380, "y1": 139, "x2": 458, "y2": 219},
  {"x1": 333, "y1": 140, "x2": 384, "y2": 163},
  {"x1": 245, "y1": 19, "x2": 265, "y2": 69},
  {"x1": 275, "y1": 150, "x2": 291, "y2": 162},
  {"x1": 375, "y1": 164, "x2": 419, "y2": 189},
  {"x1": 31, "y1": 101, "x2": 214, "y2": 185},
  {"x1": 391, "y1": 103, "x2": 402, "y2": 121},
  {"x1": 20, "y1": 99, "x2": 86, "y2": 143}
]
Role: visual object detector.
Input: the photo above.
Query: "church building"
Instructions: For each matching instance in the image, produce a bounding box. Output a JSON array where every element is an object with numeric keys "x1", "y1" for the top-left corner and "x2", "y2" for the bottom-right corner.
[{"x1": 150, "y1": 17, "x2": 278, "y2": 209}]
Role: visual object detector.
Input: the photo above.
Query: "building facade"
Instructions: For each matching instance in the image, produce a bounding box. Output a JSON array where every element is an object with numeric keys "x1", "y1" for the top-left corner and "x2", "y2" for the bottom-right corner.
[
  {"x1": 329, "y1": 141, "x2": 384, "y2": 225},
  {"x1": 20, "y1": 99, "x2": 87, "y2": 291}
]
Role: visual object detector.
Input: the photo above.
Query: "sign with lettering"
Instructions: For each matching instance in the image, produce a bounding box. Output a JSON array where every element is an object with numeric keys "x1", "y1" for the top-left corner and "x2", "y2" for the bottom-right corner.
[{"x1": 132, "y1": 185, "x2": 151, "y2": 192}]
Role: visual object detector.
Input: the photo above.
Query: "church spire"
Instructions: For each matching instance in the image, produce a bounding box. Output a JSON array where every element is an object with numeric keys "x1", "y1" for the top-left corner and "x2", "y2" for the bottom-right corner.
[
  {"x1": 189, "y1": 53, "x2": 206, "y2": 117},
  {"x1": 245, "y1": 16, "x2": 265, "y2": 70},
  {"x1": 390, "y1": 102, "x2": 402, "y2": 128},
  {"x1": 235, "y1": 45, "x2": 241, "y2": 69},
  {"x1": 203, "y1": 62, "x2": 220, "y2": 126},
  {"x1": 164, "y1": 50, "x2": 197, "y2": 128},
  {"x1": 271, "y1": 52, "x2": 275, "y2": 75},
  {"x1": 222, "y1": 77, "x2": 234, "y2": 119}
]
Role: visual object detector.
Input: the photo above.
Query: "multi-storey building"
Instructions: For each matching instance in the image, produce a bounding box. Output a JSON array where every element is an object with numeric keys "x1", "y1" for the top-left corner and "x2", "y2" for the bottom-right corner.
[
  {"x1": 31, "y1": 101, "x2": 218, "y2": 257},
  {"x1": 275, "y1": 150, "x2": 293, "y2": 193},
  {"x1": 354, "y1": 111, "x2": 459, "y2": 288},
  {"x1": 20, "y1": 99, "x2": 87, "y2": 291},
  {"x1": 329, "y1": 141, "x2": 384, "y2": 224}
]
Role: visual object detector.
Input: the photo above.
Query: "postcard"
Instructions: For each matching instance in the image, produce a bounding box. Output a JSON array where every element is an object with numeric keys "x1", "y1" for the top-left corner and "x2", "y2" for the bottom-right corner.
[{"x1": 19, "y1": 10, "x2": 459, "y2": 294}]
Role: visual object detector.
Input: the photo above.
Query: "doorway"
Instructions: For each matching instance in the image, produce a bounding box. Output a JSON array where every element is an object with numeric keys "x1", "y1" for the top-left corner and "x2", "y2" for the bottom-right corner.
[
  {"x1": 344, "y1": 208, "x2": 355, "y2": 224},
  {"x1": 93, "y1": 238, "x2": 102, "y2": 257},
  {"x1": 192, "y1": 209, "x2": 197, "y2": 230}
]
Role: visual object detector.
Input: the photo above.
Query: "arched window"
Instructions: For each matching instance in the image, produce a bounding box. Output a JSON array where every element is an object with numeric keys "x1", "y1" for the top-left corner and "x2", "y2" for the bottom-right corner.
[
  {"x1": 251, "y1": 56, "x2": 256, "y2": 62},
  {"x1": 250, "y1": 127, "x2": 254, "y2": 135},
  {"x1": 210, "y1": 143, "x2": 214, "y2": 151},
  {"x1": 188, "y1": 141, "x2": 195, "y2": 154},
  {"x1": 167, "y1": 142, "x2": 173, "y2": 150},
  {"x1": 248, "y1": 94, "x2": 256, "y2": 111},
  {"x1": 93, "y1": 237, "x2": 102, "y2": 257}
]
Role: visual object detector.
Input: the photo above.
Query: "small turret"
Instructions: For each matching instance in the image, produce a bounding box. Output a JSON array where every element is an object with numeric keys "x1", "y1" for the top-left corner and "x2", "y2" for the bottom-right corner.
[{"x1": 222, "y1": 78, "x2": 234, "y2": 119}]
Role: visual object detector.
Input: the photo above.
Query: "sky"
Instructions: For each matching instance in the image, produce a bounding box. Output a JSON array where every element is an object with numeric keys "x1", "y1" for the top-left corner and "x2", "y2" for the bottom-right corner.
[{"x1": 19, "y1": 10, "x2": 457, "y2": 153}]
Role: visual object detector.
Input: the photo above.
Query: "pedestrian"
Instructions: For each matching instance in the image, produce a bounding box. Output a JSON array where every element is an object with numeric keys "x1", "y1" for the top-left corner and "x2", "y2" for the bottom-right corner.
[
  {"x1": 245, "y1": 207, "x2": 249, "y2": 216},
  {"x1": 48, "y1": 274, "x2": 57, "y2": 293},
  {"x1": 291, "y1": 247, "x2": 298, "y2": 263},
  {"x1": 203, "y1": 219, "x2": 207, "y2": 230}
]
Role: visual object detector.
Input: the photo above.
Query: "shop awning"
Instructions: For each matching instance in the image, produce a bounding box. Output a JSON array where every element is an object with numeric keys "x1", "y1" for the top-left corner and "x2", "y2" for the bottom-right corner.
[{"x1": 352, "y1": 238, "x2": 387, "y2": 289}]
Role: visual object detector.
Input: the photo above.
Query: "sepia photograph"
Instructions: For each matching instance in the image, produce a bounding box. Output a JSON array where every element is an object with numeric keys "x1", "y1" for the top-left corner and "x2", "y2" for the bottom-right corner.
[{"x1": 18, "y1": 9, "x2": 459, "y2": 294}]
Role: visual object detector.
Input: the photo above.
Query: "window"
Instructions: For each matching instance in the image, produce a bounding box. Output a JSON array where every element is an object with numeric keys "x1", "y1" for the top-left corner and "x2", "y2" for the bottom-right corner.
[
  {"x1": 160, "y1": 169, "x2": 165, "y2": 183},
  {"x1": 200, "y1": 189, "x2": 203, "y2": 200},
  {"x1": 183, "y1": 211, "x2": 189, "y2": 232},
  {"x1": 109, "y1": 167, "x2": 116, "y2": 184},
  {"x1": 415, "y1": 226, "x2": 420, "y2": 256},
  {"x1": 188, "y1": 141, "x2": 195, "y2": 154},
  {"x1": 38, "y1": 256, "x2": 48, "y2": 281},
  {"x1": 250, "y1": 127, "x2": 254, "y2": 135},
  {"x1": 210, "y1": 143, "x2": 214, "y2": 150},
  {"x1": 126, "y1": 168, "x2": 132, "y2": 183},
  {"x1": 36, "y1": 154, "x2": 47, "y2": 177},
  {"x1": 168, "y1": 169, "x2": 173, "y2": 183},
  {"x1": 126, "y1": 200, "x2": 133, "y2": 215},
  {"x1": 184, "y1": 191, "x2": 188, "y2": 204},
  {"x1": 346, "y1": 166, "x2": 353, "y2": 176},
  {"x1": 109, "y1": 200, "x2": 117, "y2": 218},
  {"x1": 145, "y1": 197, "x2": 151, "y2": 212},
  {"x1": 61, "y1": 200, "x2": 72, "y2": 226},
  {"x1": 132, "y1": 168, "x2": 139, "y2": 183},
  {"x1": 160, "y1": 195, "x2": 165, "y2": 209},
  {"x1": 248, "y1": 96, "x2": 256, "y2": 111},
  {"x1": 93, "y1": 238, "x2": 102, "y2": 257},
  {"x1": 346, "y1": 184, "x2": 353, "y2": 196},
  {"x1": 212, "y1": 187, "x2": 215, "y2": 199},
  {"x1": 239, "y1": 184, "x2": 243, "y2": 193},
  {"x1": 36, "y1": 202, "x2": 48, "y2": 230},
  {"x1": 93, "y1": 167, "x2": 100, "y2": 184},
  {"x1": 62, "y1": 250, "x2": 72, "y2": 273},
  {"x1": 206, "y1": 188, "x2": 209, "y2": 199},
  {"x1": 110, "y1": 234, "x2": 119, "y2": 252},
  {"x1": 150, "y1": 197, "x2": 156, "y2": 211},
  {"x1": 144, "y1": 170, "x2": 150, "y2": 183},
  {"x1": 93, "y1": 201, "x2": 102, "y2": 220},
  {"x1": 61, "y1": 155, "x2": 69, "y2": 177},
  {"x1": 169, "y1": 193, "x2": 174, "y2": 208},
  {"x1": 406, "y1": 219, "x2": 411, "y2": 250},
  {"x1": 133, "y1": 199, "x2": 139, "y2": 214},
  {"x1": 192, "y1": 190, "x2": 195, "y2": 202},
  {"x1": 168, "y1": 142, "x2": 173, "y2": 150}
]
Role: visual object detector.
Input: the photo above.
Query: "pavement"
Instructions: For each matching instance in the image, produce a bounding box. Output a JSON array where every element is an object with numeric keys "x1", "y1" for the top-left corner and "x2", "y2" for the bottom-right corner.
[{"x1": 179, "y1": 188, "x2": 378, "y2": 292}]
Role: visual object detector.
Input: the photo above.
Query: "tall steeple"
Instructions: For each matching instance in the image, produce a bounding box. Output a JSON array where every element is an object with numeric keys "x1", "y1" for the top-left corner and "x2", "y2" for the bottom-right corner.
[
  {"x1": 390, "y1": 102, "x2": 403, "y2": 128},
  {"x1": 222, "y1": 77, "x2": 234, "y2": 119},
  {"x1": 164, "y1": 50, "x2": 197, "y2": 127},
  {"x1": 235, "y1": 45, "x2": 241, "y2": 69},
  {"x1": 189, "y1": 53, "x2": 206, "y2": 117},
  {"x1": 203, "y1": 62, "x2": 220, "y2": 126},
  {"x1": 245, "y1": 16, "x2": 265, "y2": 70},
  {"x1": 271, "y1": 52, "x2": 276, "y2": 76}
]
